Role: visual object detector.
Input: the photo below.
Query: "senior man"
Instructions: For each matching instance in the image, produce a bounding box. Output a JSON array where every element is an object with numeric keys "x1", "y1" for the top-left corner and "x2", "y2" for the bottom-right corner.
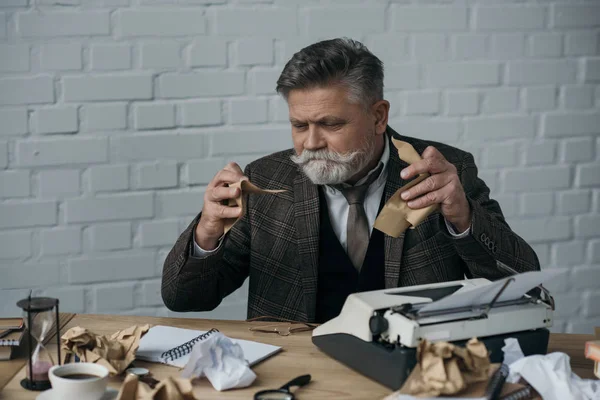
[{"x1": 161, "y1": 38, "x2": 540, "y2": 323}]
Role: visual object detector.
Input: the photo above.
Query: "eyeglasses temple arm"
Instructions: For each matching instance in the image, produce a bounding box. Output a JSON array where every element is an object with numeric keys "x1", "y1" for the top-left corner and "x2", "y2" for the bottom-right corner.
[{"x1": 279, "y1": 374, "x2": 311, "y2": 392}]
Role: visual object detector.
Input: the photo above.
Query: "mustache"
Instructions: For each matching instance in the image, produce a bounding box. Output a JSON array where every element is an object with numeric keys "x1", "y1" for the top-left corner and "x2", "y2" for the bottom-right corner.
[{"x1": 290, "y1": 148, "x2": 363, "y2": 165}]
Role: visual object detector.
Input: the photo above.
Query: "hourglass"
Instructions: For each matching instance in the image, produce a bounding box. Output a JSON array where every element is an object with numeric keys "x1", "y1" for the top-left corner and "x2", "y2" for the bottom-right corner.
[{"x1": 16, "y1": 296, "x2": 61, "y2": 391}]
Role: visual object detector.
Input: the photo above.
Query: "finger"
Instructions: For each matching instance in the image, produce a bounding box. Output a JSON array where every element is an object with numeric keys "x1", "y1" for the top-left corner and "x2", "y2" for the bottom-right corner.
[
  {"x1": 208, "y1": 203, "x2": 243, "y2": 220},
  {"x1": 401, "y1": 157, "x2": 447, "y2": 180},
  {"x1": 401, "y1": 173, "x2": 452, "y2": 201},
  {"x1": 421, "y1": 145, "x2": 443, "y2": 160},
  {"x1": 211, "y1": 169, "x2": 247, "y2": 188},
  {"x1": 207, "y1": 186, "x2": 241, "y2": 202},
  {"x1": 223, "y1": 162, "x2": 245, "y2": 178},
  {"x1": 406, "y1": 187, "x2": 447, "y2": 209}
]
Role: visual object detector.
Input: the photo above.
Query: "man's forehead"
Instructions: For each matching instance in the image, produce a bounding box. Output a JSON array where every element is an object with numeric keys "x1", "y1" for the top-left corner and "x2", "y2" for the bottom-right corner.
[
  {"x1": 287, "y1": 86, "x2": 358, "y2": 120},
  {"x1": 289, "y1": 114, "x2": 347, "y2": 123}
]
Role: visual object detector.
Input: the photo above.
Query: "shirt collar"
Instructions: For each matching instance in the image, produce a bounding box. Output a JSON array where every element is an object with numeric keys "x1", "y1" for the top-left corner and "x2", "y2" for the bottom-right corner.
[{"x1": 355, "y1": 135, "x2": 389, "y2": 187}]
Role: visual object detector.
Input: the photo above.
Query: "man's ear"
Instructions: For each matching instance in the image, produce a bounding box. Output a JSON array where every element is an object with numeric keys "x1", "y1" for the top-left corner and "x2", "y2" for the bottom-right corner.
[{"x1": 371, "y1": 100, "x2": 390, "y2": 135}]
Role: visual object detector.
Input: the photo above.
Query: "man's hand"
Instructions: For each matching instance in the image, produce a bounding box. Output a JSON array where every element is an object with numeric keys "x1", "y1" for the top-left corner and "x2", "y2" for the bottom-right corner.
[
  {"x1": 400, "y1": 146, "x2": 471, "y2": 232},
  {"x1": 195, "y1": 162, "x2": 247, "y2": 250}
]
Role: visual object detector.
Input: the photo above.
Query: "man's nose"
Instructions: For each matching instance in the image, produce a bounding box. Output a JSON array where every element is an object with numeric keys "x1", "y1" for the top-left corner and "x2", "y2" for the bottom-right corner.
[{"x1": 304, "y1": 126, "x2": 325, "y2": 150}]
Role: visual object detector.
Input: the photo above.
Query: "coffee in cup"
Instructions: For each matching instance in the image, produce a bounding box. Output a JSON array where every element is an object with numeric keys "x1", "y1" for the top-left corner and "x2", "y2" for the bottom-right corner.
[{"x1": 48, "y1": 363, "x2": 108, "y2": 400}]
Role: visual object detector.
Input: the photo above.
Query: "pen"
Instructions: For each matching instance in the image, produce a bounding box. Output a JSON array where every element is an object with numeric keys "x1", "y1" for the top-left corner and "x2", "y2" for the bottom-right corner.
[{"x1": 485, "y1": 364, "x2": 509, "y2": 400}]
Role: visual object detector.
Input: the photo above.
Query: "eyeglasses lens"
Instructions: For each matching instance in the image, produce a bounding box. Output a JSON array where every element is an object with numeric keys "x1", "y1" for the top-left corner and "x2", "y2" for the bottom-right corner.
[{"x1": 255, "y1": 391, "x2": 294, "y2": 400}]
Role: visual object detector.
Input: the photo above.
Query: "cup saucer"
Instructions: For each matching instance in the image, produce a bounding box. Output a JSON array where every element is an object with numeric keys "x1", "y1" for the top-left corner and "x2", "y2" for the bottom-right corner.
[{"x1": 36, "y1": 387, "x2": 118, "y2": 400}]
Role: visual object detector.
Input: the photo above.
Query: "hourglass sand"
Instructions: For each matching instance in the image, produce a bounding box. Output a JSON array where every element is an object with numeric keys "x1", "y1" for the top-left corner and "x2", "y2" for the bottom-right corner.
[
  {"x1": 17, "y1": 296, "x2": 61, "y2": 391},
  {"x1": 27, "y1": 311, "x2": 55, "y2": 382}
]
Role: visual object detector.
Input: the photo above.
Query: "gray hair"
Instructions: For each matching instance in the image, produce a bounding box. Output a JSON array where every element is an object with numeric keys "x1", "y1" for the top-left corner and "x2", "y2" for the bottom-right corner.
[{"x1": 276, "y1": 37, "x2": 384, "y2": 109}]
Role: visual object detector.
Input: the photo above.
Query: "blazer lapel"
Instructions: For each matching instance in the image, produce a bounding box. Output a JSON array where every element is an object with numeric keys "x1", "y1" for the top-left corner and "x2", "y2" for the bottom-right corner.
[
  {"x1": 382, "y1": 127, "x2": 411, "y2": 288},
  {"x1": 293, "y1": 171, "x2": 320, "y2": 322}
]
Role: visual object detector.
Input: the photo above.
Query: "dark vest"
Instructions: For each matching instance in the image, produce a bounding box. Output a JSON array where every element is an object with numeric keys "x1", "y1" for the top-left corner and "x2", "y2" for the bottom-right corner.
[{"x1": 315, "y1": 188, "x2": 386, "y2": 323}]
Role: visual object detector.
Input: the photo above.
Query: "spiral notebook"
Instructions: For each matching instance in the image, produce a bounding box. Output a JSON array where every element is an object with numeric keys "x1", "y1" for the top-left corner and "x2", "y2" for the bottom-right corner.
[
  {"x1": 135, "y1": 325, "x2": 281, "y2": 368},
  {"x1": 0, "y1": 328, "x2": 24, "y2": 346}
]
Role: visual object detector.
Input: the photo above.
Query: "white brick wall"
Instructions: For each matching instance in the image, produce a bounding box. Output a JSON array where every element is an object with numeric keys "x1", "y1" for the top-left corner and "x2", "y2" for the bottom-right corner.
[
  {"x1": 0, "y1": 44, "x2": 29, "y2": 72},
  {"x1": 90, "y1": 44, "x2": 131, "y2": 71},
  {"x1": 0, "y1": 170, "x2": 30, "y2": 198},
  {"x1": 83, "y1": 103, "x2": 128, "y2": 131},
  {"x1": 0, "y1": 0, "x2": 598, "y2": 334},
  {"x1": 63, "y1": 74, "x2": 153, "y2": 102},
  {"x1": 0, "y1": 108, "x2": 28, "y2": 137},
  {"x1": 0, "y1": 76, "x2": 54, "y2": 105},
  {"x1": 40, "y1": 43, "x2": 82, "y2": 71},
  {"x1": 17, "y1": 11, "x2": 110, "y2": 37},
  {"x1": 40, "y1": 227, "x2": 81, "y2": 256},
  {"x1": 116, "y1": 9, "x2": 206, "y2": 37},
  {"x1": 33, "y1": 107, "x2": 79, "y2": 135},
  {"x1": 89, "y1": 222, "x2": 132, "y2": 251},
  {"x1": 140, "y1": 42, "x2": 180, "y2": 69},
  {"x1": 38, "y1": 169, "x2": 80, "y2": 197}
]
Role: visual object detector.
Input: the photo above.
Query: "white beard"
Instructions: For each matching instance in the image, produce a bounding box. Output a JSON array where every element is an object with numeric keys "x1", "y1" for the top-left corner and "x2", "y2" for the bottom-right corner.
[{"x1": 290, "y1": 135, "x2": 377, "y2": 185}]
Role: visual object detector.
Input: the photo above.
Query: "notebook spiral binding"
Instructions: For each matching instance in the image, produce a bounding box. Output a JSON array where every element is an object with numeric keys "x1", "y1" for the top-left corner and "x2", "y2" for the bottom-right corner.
[
  {"x1": 161, "y1": 328, "x2": 220, "y2": 362},
  {"x1": 500, "y1": 385, "x2": 533, "y2": 400}
]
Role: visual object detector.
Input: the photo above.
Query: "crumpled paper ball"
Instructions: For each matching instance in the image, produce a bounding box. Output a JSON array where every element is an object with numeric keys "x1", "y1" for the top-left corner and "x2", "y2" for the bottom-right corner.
[
  {"x1": 117, "y1": 373, "x2": 196, "y2": 400},
  {"x1": 61, "y1": 325, "x2": 150, "y2": 376},
  {"x1": 405, "y1": 337, "x2": 491, "y2": 397},
  {"x1": 180, "y1": 331, "x2": 256, "y2": 391}
]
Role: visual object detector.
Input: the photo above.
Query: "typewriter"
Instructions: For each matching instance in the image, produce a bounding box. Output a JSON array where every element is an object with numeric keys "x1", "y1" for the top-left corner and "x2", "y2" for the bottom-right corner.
[{"x1": 312, "y1": 270, "x2": 559, "y2": 390}]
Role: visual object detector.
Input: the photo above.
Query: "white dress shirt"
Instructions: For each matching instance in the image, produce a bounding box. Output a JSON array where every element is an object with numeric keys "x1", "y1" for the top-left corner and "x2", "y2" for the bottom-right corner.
[{"x1": 193, "y1": 138, "x2": 469, "y2": 258}]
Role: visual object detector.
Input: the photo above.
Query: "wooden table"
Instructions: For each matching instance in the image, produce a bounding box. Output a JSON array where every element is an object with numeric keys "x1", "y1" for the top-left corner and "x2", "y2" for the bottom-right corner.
[{"x1": 1, "y1": 313, "x2": 596, "y2": 399}]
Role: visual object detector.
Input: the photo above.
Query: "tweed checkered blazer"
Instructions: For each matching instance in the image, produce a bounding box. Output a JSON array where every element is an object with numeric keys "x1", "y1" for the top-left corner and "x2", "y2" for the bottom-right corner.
[{"x1": 161, "y1": 127, "x2": 540, "y2": 322}]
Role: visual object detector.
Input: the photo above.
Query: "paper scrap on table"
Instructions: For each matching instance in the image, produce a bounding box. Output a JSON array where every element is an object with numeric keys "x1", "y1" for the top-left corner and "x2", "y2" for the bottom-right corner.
[
  {"x1": 503, "y1": 338, "x2": 600, "y2": 400},
  {"x1": 374, "y1": 138, "x2": 439, "y2": 238},
  {"x1": 180, "y1": 331, "x2": 256, "y2": 391},
  {"x1": 384, "y1": 366, "x2": 529, "y2": 400},
  {"x1": 393, "y1": 338, "x2": 491, "y2": 398},
  {"x1": 508, "y1": 352, "x2": 599, "y2": 400},
  {"x1": 61, "y1": 325, "x2": 150, "y2": 376},
  {"x1": 117, "y1": 373, "x2": 196, "y2": 400},
  {"x1": 501, "y1": 338, "x2": 524, "y2": 367},
  {"x1": 223, "y1": 179, "x2": 285, "y2": 234}
]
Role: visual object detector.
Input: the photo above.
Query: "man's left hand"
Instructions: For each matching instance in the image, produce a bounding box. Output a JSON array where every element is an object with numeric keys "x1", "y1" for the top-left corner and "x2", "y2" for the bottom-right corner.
[{"x1": 400, "y1": 146, "x2": 471, "y2": 232}]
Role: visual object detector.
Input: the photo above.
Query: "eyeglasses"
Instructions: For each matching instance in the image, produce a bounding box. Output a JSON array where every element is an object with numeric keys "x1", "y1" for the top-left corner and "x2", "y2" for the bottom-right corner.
[
  {"x1": 247, "y1": 316, "x2": 318, "y2": 336},
  {"x1": 254, "y1": 374, "x2": 311, "y2": 400}
]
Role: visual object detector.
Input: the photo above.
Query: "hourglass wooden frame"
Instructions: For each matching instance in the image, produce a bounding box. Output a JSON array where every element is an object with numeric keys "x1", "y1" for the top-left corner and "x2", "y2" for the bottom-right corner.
[{"x1": 16, "y1": 296, "x2": 61, "y2": 391}]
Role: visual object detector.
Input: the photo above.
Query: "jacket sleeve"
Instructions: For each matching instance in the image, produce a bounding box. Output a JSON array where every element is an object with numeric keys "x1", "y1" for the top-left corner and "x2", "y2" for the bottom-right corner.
[
  {"x1": 160, "y1": 174, "x2": 252, "y2": 313},
  {"x1": 450, "y1": 152, "x2": 541, "y2": 280}
]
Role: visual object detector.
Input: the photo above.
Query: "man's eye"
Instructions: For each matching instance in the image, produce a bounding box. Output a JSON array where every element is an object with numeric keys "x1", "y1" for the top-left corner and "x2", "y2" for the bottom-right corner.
[{"x1": 293, "y1": 124, "x2": 307, "y2": 129}]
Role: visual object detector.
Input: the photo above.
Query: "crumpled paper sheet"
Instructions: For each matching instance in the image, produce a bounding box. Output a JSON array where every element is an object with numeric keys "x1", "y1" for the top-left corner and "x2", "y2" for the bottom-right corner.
[
  {"x1": 501, "y1": 337, "x2": 524, "y2": 367},
  {"x1": 374, "y1": 138, "x2": 439, "y2": 237},
  {"x1": 504, "y1": 338, "x2": 600, "y2": 400},
  {"x1": 117, "y1": 373, "x2": 196, "y2": 400},
  {"x1": 180, "y1": 331, "x2": 256, "y2": 391},
  {"x1": 403, "y1": 338, "x2": 491, "y2": 397},
  {"x1": 61, "y1": 325, "x2": 150, "y2": 376},
  {"x1": 223, "y1": 180, "x2": 285, "y2": 234}
]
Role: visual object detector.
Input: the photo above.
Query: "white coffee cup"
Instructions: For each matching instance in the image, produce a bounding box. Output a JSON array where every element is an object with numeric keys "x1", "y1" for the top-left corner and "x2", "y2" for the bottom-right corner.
[{"x1": 48, "y1": 362, "x2": 109, "y2": 400}]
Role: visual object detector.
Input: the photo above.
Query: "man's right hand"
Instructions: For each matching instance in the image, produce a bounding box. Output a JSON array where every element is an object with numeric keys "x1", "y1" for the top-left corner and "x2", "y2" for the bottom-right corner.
[{"x1": 195, "y1": 162, "x2": 247, "y2": 250}]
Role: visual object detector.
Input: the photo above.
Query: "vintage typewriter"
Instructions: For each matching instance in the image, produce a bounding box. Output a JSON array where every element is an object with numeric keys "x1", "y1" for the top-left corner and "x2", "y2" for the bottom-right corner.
[{"x1": 312, "y1": 269, "x2": 559, "y2": 390}]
